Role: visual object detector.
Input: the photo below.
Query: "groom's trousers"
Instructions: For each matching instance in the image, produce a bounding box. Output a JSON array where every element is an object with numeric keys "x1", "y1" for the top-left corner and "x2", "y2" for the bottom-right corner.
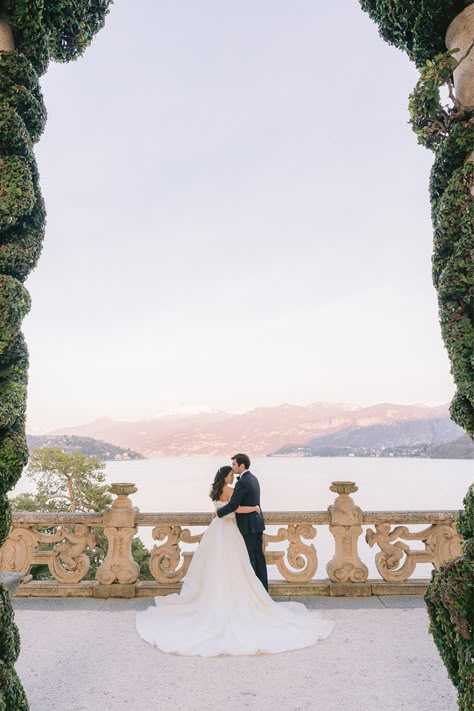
[{"x1": 243, "y1": 532, "x2": 268, "y2": 592}]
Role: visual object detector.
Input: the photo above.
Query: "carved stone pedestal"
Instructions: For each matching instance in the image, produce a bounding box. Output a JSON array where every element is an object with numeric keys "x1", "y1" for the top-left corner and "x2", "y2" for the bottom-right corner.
[
  {"x1": 96, "y1": 483, "x2": 140, "y2": 585},
  {"x1": 326, "y1": 481, "x2": 369, "y2": 584}
]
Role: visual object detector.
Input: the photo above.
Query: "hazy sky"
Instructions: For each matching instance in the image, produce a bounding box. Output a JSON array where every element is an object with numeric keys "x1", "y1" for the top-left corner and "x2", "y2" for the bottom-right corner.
[{"x1": 23, "y1": 0, "x2": 455, "y2": 432}]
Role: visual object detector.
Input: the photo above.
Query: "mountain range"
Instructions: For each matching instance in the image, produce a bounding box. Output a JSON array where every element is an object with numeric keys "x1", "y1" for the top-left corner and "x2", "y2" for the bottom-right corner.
[
  {"x1": 46, "y1": 401, "x2": 470, "y2": 457},
  {"x1": 27, "y1": 435, "x2": 144, "y2": 461}
]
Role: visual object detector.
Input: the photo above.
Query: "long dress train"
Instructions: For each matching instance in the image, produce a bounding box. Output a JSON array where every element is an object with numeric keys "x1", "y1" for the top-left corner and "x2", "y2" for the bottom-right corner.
[{"x1": 135, "y1": 501, "x2": 335, "y2": 656}]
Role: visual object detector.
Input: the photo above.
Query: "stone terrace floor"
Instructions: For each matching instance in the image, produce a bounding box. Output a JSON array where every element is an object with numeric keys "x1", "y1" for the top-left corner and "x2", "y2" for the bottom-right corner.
[{"x1": 13, "y1": 596, "x2": 457, "y2": 711}]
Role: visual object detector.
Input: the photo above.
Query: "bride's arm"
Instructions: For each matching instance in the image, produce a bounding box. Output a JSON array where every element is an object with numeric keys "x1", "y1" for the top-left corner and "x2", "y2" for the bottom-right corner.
[{"x1": 235, "y1": 505, "x2": 260, "y2": 513}]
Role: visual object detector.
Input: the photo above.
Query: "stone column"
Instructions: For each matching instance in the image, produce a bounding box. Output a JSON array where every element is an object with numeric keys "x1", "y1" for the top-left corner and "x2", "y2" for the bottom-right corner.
[
  {"x1": 326, "y1": 481, "x2": 369, "y2": 586},
  {"x1": 96, "y1": 483, "x2": 140, "y2": 587},
  {"x1": 446, "y1": 5, "x2": 474, "y2": 110},
  {"x1": 446, "y1": 5, "x2": 474, "y2": 168},
  {"x1": 0, "y1": 20, "x2": 14, "y2": 52}
]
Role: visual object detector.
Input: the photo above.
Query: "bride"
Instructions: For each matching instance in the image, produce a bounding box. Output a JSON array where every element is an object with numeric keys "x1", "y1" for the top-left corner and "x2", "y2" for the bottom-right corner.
[{"x1": 136, "y1": 465, "x2": 335, "y2": 656}]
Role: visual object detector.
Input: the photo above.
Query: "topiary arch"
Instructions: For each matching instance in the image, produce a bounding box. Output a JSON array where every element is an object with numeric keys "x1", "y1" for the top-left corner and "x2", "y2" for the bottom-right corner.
[
  {"x1": 0, "y1": 2, "x2": 112, "y2": 707},
  {"x1": 359, "y1": 3, "x2": 473, "y2": 709},
  {"x1": 359, "y1": 1, "x2": 473, "y2": 439},
  {"x1": 0, "y1": 2, "x2": 472, "y2": 708}
]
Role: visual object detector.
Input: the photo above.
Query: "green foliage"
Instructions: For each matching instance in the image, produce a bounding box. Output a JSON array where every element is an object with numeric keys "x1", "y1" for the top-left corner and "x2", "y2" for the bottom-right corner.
[
  {"x1": 360, "y1": 0, "x2": 474, "y2": 439},
  {"x1": 0, "y1": 428, "x2": 29, "y2": 495},
  {"x1": 0, "y1": 155, "x2": 36, "y2": 228},
  {"x1": 428, "y1": 114, "x2": 474, "y2": 435},
  {"x1": 0, "y1": 192, "x2": 46, "y2": 281},
  {"x1": 0, "y1": 587, "x2": 20, "y2": 665},
  {"x1": 0, "y1": 581, "x2": 24, "y2": 708},
  {"x1": 132, "y1": 537, "x2": 154, "y2": 581},
  {"x1": 0, "y1": 365, "x2": 27, "y2": 430},
  {"x1": 425, "y1": 485, "x2": 474, "y2": 711},
  {"x1": 456, "y1": 483, "x2": 474, "y2": 539},
  {"x1": 4, "y1": 0, "x2": 49, "y2": 76},
  {"x1": 359, "y1": 0, "x2": 469, "y2": 67},
  {"x1": 5, "y1": 0, "x2": 113, "y2": 76},
  {"x1": 42, "y1": 0, "x2": 113, "y2": 63},
  {"x1": 0, "y1": 276, "x2": 31, "y2": 355},
  {"x1": 408, "y1": 51, "x2": 460, "y2": 149},
  {"x1": 10, "y1": 447, "x2": 152, "y2": 580},
  {"x1": 362, "y1": 12, "x2": 474, "y2": 699},
  {"x1": 0, "y1": 331, "x2": 28, "y2": 371},
  {"x1": 25, "y1": 448, "x2": 112, "y2": 512},
  {"x1": 0, "y1": 7, "x2": 112, "y2": 708},
  {"x1": 10, "y1": 449, "x2": 112, "y2": 580},
  {"x1": 429, "y1": 121, "x2": 474, "y2": 220},
  {"x1": 450, "y1": 393, "x2": 474, "y2": 438},
  {"x1": 0, "y1": 495, "x2": 12, "y2": 548},
  {"x1": 0, "y1": 661, "x2": 29, "y2": 711},
  {"x1": 0, "y1": 332, "x2": 28, "y2": 436},
  {"x1": 0, "y1": 105, "x2": 33, "y2": 159},
  {"x1": 0, "y1": 52, "x2": 47, "y2": 142}
]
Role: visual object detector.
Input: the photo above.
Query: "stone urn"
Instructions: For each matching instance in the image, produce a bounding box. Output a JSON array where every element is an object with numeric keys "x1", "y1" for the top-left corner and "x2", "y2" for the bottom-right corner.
[{"x1": 109, "y1": 482, "x2": 138, "y2": 510}]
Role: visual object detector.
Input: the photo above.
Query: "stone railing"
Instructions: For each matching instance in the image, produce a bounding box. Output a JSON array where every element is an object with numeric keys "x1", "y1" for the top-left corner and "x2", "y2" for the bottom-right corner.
[{"x1": 0, "y1": 481, "x2": 462, "y2": 598}]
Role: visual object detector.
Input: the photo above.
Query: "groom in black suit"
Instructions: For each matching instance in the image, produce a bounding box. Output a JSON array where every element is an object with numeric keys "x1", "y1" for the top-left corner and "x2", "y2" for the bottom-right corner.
[{"x1": 216, "y1": 453, "x2": 268, "y2": 591}]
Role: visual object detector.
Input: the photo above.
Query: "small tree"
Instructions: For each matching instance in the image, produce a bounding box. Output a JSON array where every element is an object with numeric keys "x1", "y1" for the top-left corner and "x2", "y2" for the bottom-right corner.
[
  {"x1": 10, "y1": 448, "x2": 153, "y2": 580},
  {"x1": 21, "y1": 447, "x2": 112, "y2": 512}
]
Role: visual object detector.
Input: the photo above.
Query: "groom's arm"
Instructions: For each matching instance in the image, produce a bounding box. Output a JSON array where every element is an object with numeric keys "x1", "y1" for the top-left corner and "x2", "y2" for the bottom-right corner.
[{"x1": 216, "y1": 481, "x2": 247, "y2": 518}]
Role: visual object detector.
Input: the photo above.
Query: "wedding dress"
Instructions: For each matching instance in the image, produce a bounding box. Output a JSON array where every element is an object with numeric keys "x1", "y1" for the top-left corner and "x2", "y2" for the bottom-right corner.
[{"x1": 135, "y1": 501, "x2": 335, "y2": 656}]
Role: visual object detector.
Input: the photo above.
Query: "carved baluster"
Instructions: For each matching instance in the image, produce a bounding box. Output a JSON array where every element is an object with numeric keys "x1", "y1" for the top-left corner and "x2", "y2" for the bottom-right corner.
[
  {"x1": 366, "y1": 521, "x2": 462, "y2": 581},
  {"x1": 326, "y1": 481, "x2": 368, "y2": 583},
  {"x1": 96, "y1": 483, "x2": 140, "y2": 585},
  {"x1": 264, "y1": 524, "x2": 318, "y2": 582},
  {"x1": 0, "y1": 526, "x2": 37, "y2": 583},
  {"x1": 366, "y1": 523, "x2": 416, "y2": 581},
  {"x1": 427, "y1": 523, "x2": 462, "y2": 567},
  {"x1": 49, "y1": 524, "x2": 96, "y2": 583},
  {"x1": 148, "y1": 525, "x2": 203, "y2": 583}
]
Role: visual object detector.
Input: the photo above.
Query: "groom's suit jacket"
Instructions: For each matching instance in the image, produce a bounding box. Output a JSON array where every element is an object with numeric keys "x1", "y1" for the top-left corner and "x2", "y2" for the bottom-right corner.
[{"x1": 216, "y1": 470, "x2": 265, "y2": 535}]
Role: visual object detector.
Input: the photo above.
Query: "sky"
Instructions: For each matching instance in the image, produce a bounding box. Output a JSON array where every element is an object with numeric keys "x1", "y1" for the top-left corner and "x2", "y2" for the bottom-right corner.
[{"x1": 23, "y1": 0, "x2": 455, "y2": 432}]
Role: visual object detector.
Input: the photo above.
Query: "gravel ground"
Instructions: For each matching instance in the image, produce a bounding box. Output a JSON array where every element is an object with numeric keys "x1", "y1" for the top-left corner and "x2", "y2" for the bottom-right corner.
[{"x1": 13, "y1": 598, "x2": 457, "y2": 711}]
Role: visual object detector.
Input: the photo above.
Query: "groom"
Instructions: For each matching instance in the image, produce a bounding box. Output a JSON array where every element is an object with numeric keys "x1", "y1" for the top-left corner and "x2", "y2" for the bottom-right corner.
[{"x1": 216, "y1": 453, "x2": 268, "y2": 592}]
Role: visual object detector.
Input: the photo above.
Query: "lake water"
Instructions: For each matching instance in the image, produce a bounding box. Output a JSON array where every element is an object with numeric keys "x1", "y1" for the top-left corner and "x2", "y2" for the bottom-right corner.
[
  {"x1": 101, "y1": 456, "x2": 473, "y2": 580},
  {"x1": 13, "y1": 456, "x2": 473, "y2": 580},
  {"x1": 102, "y1": 456, "x2": 473, "y2": 513}
]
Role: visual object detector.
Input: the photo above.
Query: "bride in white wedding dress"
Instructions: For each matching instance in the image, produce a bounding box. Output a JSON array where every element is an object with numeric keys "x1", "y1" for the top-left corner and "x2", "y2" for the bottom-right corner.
[{"x1": 136, "y1": 466, "x2": 335, "y2": 656}]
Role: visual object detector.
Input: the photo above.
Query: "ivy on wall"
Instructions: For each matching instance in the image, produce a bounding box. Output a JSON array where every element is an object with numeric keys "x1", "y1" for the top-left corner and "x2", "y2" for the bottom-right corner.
[
  {"x1": 409, "y1": 47, "x2": 474, "y2": 437},
  {"x1": 359, "y1": 1, "x2": 471, "y2": 66},
  {"x1": 360, "y1": 2, "x2": 474, "y2": 438},
  {"x1": 359, "y1": 3, "x2": 473, "y2": 709},
  {"x1": 425, "y1": 485, "x2": 474, "y2": 711}
]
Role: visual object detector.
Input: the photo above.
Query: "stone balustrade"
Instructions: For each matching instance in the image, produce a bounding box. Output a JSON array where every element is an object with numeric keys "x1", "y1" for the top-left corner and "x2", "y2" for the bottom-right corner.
[{"x1": 0, "y1": 482, "x2": 462, "y2": 598}]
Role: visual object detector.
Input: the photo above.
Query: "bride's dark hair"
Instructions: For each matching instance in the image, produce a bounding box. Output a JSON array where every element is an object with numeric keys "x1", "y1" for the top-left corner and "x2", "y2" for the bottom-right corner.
[{"x1": 209, "y1": 466, "x2": 232, "y2": 501}]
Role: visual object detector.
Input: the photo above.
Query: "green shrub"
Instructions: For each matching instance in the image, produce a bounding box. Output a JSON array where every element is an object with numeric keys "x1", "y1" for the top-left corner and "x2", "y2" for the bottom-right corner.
[
  {"x1": 359, "y1": 0, "x2": 469, "y2": 67},
  {"x1": 0, "y1": 4, "x2": 113, "y2": 708},
  {"x1": 425, "y1": 485, "x2": 474, "y2": 711},
  {"x1": 360, "y1": 1, "x2": 474, "y2": 436}
]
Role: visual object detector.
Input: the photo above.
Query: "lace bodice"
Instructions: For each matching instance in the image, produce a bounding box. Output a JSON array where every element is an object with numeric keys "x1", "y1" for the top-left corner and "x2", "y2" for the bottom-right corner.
[{"x1": 213, "y1": 500, "x2": 235, "y2": 519}]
